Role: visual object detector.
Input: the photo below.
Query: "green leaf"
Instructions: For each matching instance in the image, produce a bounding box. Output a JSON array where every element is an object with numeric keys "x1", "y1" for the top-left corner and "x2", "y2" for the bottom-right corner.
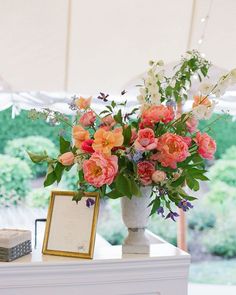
[
  {"x1": 60, "y1": 136, "x2": 71, "y2": 154},
  {"x1": 114, "y1": 109, "x2": 123, "y2": 125},
  {"x1": 150, "y1": 198, "x2": 160, "y2": 216},
  {"x1": 44, "y1": 170, "x2": 57, "y2": 187},
  {"x1": 171, "y1": 175, "x2": 185, "y2": 187},
  {"x1": 27, "y1": 151, "x2": 48, "y2": 163},
  {"x1": 54, "y1": 162, "x2": 65, "y2": 183},
  {"x1": 72, "y1": 191, "x2": 84, "y2": 203},
  {"x1": 115, "y1": 173, "x2": 132, "y2": 197},
  {"x1": 129, "y1": 176, "x2": 141, "y2": 197},
  {"x1": 123, "y1": 125, "x2": 132, "y2": 146},
  {"x1": 186, "y1": 176, "x2": 199, "y2": 191},
  {"x1": 111, "y1": 100, "x2": 116, "y2": 108},
  {"x1": 107, "y1": 189, "x2": 124, "y2": 199}
]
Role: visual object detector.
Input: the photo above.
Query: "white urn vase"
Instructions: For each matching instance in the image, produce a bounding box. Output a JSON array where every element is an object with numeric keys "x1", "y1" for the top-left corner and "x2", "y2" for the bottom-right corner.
[{"x1": 121, "y1": 186, "x2": 152, "y2": 254}]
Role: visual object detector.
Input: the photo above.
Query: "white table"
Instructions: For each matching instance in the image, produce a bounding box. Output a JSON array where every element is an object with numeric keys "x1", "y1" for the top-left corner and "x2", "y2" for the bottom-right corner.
[{"x1": 0, "y1": 232, "x2": 190, "y2": 295}]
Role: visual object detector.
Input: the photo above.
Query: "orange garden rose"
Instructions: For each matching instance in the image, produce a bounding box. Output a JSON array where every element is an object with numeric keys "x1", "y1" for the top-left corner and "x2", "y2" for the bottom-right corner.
[
  {"x1": 75, "y1": 96, "x2": 92, "y2": 110},
  {"x1": 83, "y1": 152, "x2": 118, "y2": 187},
  {"x1": 79, "y1": 110, "x2": 96, "y2": 127},
  {"x1": 72, "y1": 125, "x2": 90, "y2": 148},
  {"x1": 152, "y1": 133, "x2": 190, "y2": 169},
  {"x1": 92, "y1": 128, "x2": 124, "y2": 155},
  {"x1": 140, "y1": 105, "x2": 174, "y2": 128}
]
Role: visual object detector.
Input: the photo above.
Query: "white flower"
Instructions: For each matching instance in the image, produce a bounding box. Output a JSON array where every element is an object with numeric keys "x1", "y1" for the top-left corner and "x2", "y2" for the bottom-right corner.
[
  {"x1": 198, "y1": 82, "x2": 214, "y2": 95},
  {"x1": 137, "y1": 87, "x2": 146, "y2": 104},
  {"x1": 192, "y1": 101, "x2": 216, "y2": 120},
  {"x1": 151, "y1": 93, "x2": 161, "y2": 105},
  {"x1": 230, "y1": 68, "x2": 236, "y2": 84}
]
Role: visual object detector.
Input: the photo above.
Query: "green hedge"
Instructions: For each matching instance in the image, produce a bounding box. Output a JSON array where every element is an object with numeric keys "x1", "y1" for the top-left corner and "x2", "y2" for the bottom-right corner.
[
  {"x1": 26, "y1": 188, "x2": 51, "y2": 208},
  {"x1": 0, "y1": 108, "x2": 67, "y2": 153},
  {"x1": 0, "y1": 154, "x2": 32, "y2": 206},
  {"x1": 199, "y1": 113, "x2": 236, "y2": 159},
  {"x1": 4, "y1": 136, "x2": 57, "y2": 178}
]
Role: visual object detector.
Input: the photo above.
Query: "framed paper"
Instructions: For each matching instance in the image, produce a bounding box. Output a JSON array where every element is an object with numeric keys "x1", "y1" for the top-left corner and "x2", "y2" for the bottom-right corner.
[{"x1": 42, "y1": 190, "x2": 99, "y2": 259}]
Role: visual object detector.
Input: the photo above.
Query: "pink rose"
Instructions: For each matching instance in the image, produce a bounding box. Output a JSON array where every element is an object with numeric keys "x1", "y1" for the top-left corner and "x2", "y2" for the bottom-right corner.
[
  {"x1": 152, "y1": 170, "x2": 166, "y2": 183},
  {"x1": 130, "y1": 128, "x2": 138, "y2": 143},
  {"x1": 137, "y1": 161, "x2": 155, "y2": 185},
  {"x1": 58, "y1": 152, "x2": 74, "y2": 166},
  {"x1": 194, "y1": 132, "x2": 216, "y2": 160},
  {"x1": 79, "y1": 110, "x2": 96, "y2": 127},
  {"x1": 182, "y1": 136, "x2": 192, "y2": 147},
  {"x1": 186, "y1": 116, "x2": 198, "y2": 133},
  {"x1": 81, "y1": 139, "x2": 95, "y2": 154},
  {"x1": 140, "y1": 105, "x2": 175, "y2": 127},
  {"x1": 152, "y1": 133, "x2": 190, "y2": 169},
  {"x1": 134, "y1": 128, "x2": 157, "y2": 151},
  {"x1": 101, "y1": 115, "x2": 116, "y2": 128},
  {"x1": 83, "y1": 152, "x2": 118, "y2": 187}
]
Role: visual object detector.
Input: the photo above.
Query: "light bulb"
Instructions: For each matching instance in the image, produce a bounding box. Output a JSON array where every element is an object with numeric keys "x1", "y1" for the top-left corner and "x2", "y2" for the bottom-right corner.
[
  {"x1": 201, "y1": 17, "x2": 206, "y2": 23},
  {"x1": 198, "y1": 39, "x2": 203, "y2": 44}
]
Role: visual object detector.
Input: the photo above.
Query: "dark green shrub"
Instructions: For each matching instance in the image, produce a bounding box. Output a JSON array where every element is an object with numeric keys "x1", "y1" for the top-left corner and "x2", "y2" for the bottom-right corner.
[
  {"x1": 199, "y1": 113, "x2": 236, "y2": 159},
  {"x1": 0, "y1": 155, "x2": 32, "y2": 206},
  {"x1": 4, "y1": 136, "x2": 57, "y2": 178},
  {"x1": 0, "y1": 108, "x2": 69, "y2": 153},
  {"x1": 26, "y1": 188, "x2": 50, "y2": 208}
]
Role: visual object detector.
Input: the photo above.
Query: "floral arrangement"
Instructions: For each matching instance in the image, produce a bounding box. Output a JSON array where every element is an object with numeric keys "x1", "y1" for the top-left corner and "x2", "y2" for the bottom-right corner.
[{"x1": 28, "y1": 50, "x2": 236, "y2": 221}]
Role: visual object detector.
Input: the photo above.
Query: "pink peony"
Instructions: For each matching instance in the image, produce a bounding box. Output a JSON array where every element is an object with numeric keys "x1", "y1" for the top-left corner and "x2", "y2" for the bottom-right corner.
[
  {"x1": 58, "y1": 152, "x2": 75, "y2": 166},
  {"x1": 194, "y1": 132, "x2": 216, "y2": 160},
  {"x1": 152, "y1": 170, "x2": 166, "y2": 183},
  {"x1": 186, "y1": 116, "x2": 198, "y2": 133},
  {"x1": 81, "y1": 139, "x2": 95, "y2": 154},
  {"x1": 152, "y1": 133, "x2": 190, "y2": 169},
  {"x1": 182, "y1": 136, "x2": 192, "y2": 147},
  {"x1": 134, "y1": 128, "x2": 157, "y2": 151},
  {"x1": 140, "y1": 105, "x2": 175, "y2": 127},
  {"x1": 79, "y1": 110, "x2": 96, "y2": 127},
  {"x1": 83, "y1": 152, "x2": 118, "y2": 187},
  {"x1": 137, "y1": 161, "x2": 155, "y2": 185}
]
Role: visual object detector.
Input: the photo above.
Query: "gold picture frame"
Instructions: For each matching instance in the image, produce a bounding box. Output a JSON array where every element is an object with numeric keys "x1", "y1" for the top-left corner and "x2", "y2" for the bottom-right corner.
[{"x1": 42, "y1": 190, "x2": 100, "y2": 259}]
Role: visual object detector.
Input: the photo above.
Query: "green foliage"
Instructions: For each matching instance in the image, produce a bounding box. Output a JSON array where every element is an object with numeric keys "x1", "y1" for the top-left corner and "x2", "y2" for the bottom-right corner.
[
  {"x1": 204, "y1": 221, "x2": 236, "y2": 258},
  {"x1": 4, "y1": 136, "x2": 57, "y2": 178},
  {"x1": 222, "y1": 145, "x2": 236, "y2": 160},
  {"x1": 199, "y1": 113, "x2": 236, "y2": 159},
  {"x1": 0, "y1": 108, "x2": 67, "y2": 153},
  {"x1": 26, "y1": 188, "x2": 50, "y2": 208},
  {"x1": 0, "y1": 154, "x2": 31, "y2": 206},
  {"x1": 188, "y1": 208, "x2": 216, "y2": 231},
  {"x1": 208, "y1": 160, "x2": 236, "y2": 187},
  {"x1": 206, "y1": 181, "x2": 236, "y2": 205}
]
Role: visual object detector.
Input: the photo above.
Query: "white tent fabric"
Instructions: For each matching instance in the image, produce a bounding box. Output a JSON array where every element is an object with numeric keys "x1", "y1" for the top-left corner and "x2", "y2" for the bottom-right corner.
[{"x1": 0, "y1": 0, "x2": 236, "y2": 94}]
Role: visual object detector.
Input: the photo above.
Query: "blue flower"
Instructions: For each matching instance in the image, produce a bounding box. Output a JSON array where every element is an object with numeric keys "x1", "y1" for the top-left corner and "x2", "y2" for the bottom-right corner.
[
  {"x1": 157, "y1": 206, "x2": 165, "y2": 218},
  {"x1": 166, "y1": 211, "x2": 179, "y2": 222},
  {"x1": 178, "y1": 199, "x2": 193, "y2": 212},
  {"x1": 86, "y1": 198, "x2": 95, "y2": 208}
]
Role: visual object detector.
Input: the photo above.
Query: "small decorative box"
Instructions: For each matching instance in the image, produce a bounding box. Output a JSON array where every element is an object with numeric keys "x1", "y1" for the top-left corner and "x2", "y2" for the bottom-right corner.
[{"x1": 0, "y1": 229, "x2": 32, "y2": 262}]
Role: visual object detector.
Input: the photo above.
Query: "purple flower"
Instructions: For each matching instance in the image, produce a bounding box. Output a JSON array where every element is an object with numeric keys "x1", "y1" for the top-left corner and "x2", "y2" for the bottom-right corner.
[
  {"x1": 86, "y1": 198, "x2": 95, "y2": 208},
  {"x1": 68, "y1": 95, "x2": 78, "y2": 110},
  {"x1": 166, "y1": 211, "x2": 179, "y2": 222},
  {"x1": 178, "y1": 199, "x2": 193, "y2": 212},
  {"x1": 157, "y1": 206, "x2": 165, "y2": 218}
]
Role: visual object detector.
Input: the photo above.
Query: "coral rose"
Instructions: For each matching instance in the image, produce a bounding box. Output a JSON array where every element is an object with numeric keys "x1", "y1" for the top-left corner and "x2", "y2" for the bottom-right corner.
[
  {"x1": 186, "y1": 116, "x2": 198, "y2": 133},
  {"x1": 58, "y1": 152, "x2": 75, "y2": 166},
  {"x1": 92, "y1": 128, "x2": 124, "y2": 155},
  {"x1": 152, "y1": 170, "x2": 166, "y2": 183},
  {"x1": 79, "y1": 110, "x2": 96, "y2": 127},
  {"x1": 140, "y1": 105, "x2": 175, "y2": 128},
  {"x1": 137, "y1": 161, "x2": 155, "y2": 185},
  {"x1": 134, "y1": 128, "x2": 157, "y2": 151},
  {"x1": 75, "y1": 96, "x2": 92, "y2": 110},
  {"x1": 81, "y1": 139, "x2": 95, "y2": 154},
  {"x1": 83, "y1": 152, "x2": 118, "y2": 187},
  {"x1": 153, "y1": 133, "x2": 190, "y2": 169},
  {"x1": 72, "y1": 125, "x2": 90, "y2": 148},
  {"x1": 194, "y1": 132, "x2": 216, "y2": 160}
]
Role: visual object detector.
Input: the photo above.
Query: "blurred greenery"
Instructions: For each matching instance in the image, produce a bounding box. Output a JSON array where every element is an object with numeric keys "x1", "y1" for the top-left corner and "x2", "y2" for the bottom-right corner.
[
  {"x1": 208, "y1": 160, "x2": 236, "y2": 187},
  {"x1": 190, "y1": 260, "x2": 236, "y2": 285},
  {"x1": 199, "y1": 113, "x2": 236, "y2": 159},
  {"x1": 26, "y1": 188, "x2": 51, "y2": 208},
  {"x1": 0, "y1": 108, "x2": 68, "y2": 153},
  {"x1": 4, "y1": 136, "x2": 57, "y2": 178},
  {"x1": 0, "y1": 154, "x2": 32, "y2": 206}
]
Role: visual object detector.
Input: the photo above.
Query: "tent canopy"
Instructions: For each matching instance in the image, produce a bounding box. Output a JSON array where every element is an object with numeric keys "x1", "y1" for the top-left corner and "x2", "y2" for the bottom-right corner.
[{"x1": 0, "y1": 0, "x2": 236, "y2": 95}]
